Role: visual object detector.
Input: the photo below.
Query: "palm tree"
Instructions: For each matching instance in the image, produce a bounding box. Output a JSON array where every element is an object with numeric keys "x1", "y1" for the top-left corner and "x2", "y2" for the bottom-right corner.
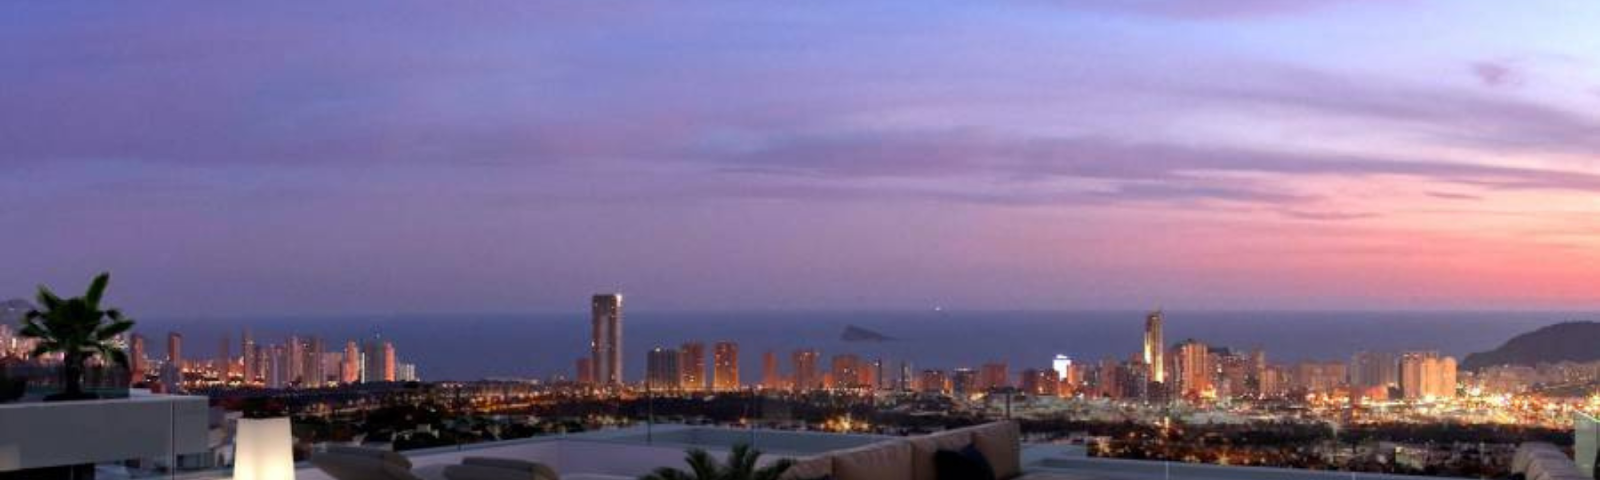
[
  {"x1": 18, "y1": 272, "x2": 135, "y2": 400},
  {"x1": 640, "y1": 444, "x2": 795, "y2": 480}
]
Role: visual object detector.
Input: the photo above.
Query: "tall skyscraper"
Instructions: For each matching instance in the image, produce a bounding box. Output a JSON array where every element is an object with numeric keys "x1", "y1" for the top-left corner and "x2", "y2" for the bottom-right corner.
[
  {"x1": 217, "y1": 334, "x2": 231, "y2": 379},
  {"x1": 831, "y1": 354, "x2": 862, "y2": 389},
  {"x1": 129, "y1": 333, "x2": 147, "y2": 383},
  {"x1": 342, "y1": 341, "x2": 360, "y2": 383},
  {"x1": 712, "y1": 342, "x2": 739, "y2": 391},
  {"x1": 241, "y1": 330, "x2": 256, "y2": 385},
  {"x1": 761, "y1": 350, "x2": 781, "y2": 390},
  {"x1": 979, "y1": 362, "x2": 1010, "y2": 390},
  {"x1": 792, "y1": 349, "x2": 820, "y2": 391},
  {"x1": 591, "y1": 294, "x2": 623, "y2": 387},
  {"x1": 1052, "y1": 355, "x2": 1071, "y2": 382},
  {"x1": 362, "y1": 336, "x2": 394, "y2": 383},
  {"x1": 1399, "y1": 351, "x2": 1457, "y2": 400},
  {"x1": 1173, "y1": 339, "x2": 1212, "y2": 397},
  {"x1": 679, "y1": 342, "x2": 706, "y2": 391},
  {"x1": 1143, "y1": 310, "x2": 1164, "y2": 384},
  {"x1": 382, "y1": 342, "x2": 396, "y2": 382},
  {"x1": 646, "y1": 347, "x2": 681, "y2": 391},
  {"x1": 166, "y1": 332, "x2": 183, "y2": 370},
  {"x1": 305, "y1": 336, "x2": 326, "y2": 386}
]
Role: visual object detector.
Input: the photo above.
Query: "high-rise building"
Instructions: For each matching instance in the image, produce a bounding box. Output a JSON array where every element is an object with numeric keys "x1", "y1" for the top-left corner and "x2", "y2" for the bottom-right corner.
[
  {"x1": 305, "y1": 336, "x2": 325, "y2": 386},
  {"x1": 382, "y1": 342, "x2": 396, "y2": 382},
  {"x1": 129, "y1": 333, "x2": 147, "y2": 383},
  {"x1": 761, "y1": 351, "x2": 782, "y2": 390},
  {"x1": 166, "y1": 332, "x2": 183, "y2": 371},
  {"x1": 1143, "y1": 310, "x2": 1164, "y2": 384},
  {"x1": 951, "y1": 368, "x2": 979, "y2": 395},
  {"x1": 591, "y1": 294, "x2": 623, "y2": 387},
  {"x1": 396, "y1": 362, "x2": 418, "y2": 382},
  {"x1": 1052, "y1": 355, "x2": 1071, "y2": 382},
  {"x1": 1293, "y1": 361, "x2": 1347, "y2": 394},
  {"x1": 1350, "y1": 351, "x2": 1399, "y2": 391},
  {"x1": 679, "y1": 342, "x2": 706, "y2": 391},
  {"x1": 1020, "y1": 368, "x2": 1059, "y2": 396},
  {"x1": 361, "y1": 336, "x2": 394, "y2": 383},
  {"x1": 712, "y1": 342, "x2": 739, "y2": 391},
  {"x1": 1399, "y1": 351, "x2": 1457, "y2": 401},
  {"x1": 898, "y1": 361, "x2": 913, "y2": 392},
  {"x1": 792, "y1": 349, "x2": 820, "y2": 391},
  {"x1": 267, "y1": 344, "x2": 288, "y2": 388},
  {"x1": 646, "y1": 347, "x2": 681, "y2": 391},
  {"x1": 217, "y1": 334, "x2": 231, "y2": 379},
  {"x1": 575, "y1": 357, "x2": 595, "y2": 386},
  {"x1": 831, "y1": 354, "x2": 862, "y2": 389},
  {"x1": 288, "y1": 336, "x2": 305, "y2": 384},
  {"x1": 241, "y1": 330, "x2": 256, "y2": 385},
  {"x1": 919, "y1": 369, "x2": 950, "y2": 395},
  {"x1": 342, "y1": 341, "x2": 360, "y2": 383},
  {"x1": 1173, "y1": 339, "x2": 1212, "y2": 398},
  {"x1": 979, "y1": 362, "x2": 1010, "y2": 390}
]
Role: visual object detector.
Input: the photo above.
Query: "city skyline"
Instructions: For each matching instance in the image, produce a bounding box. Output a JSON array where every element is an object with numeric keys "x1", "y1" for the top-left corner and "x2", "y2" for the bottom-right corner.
[{"x1": 7, "y1": 2, "x2": 1600, "y2": 316}]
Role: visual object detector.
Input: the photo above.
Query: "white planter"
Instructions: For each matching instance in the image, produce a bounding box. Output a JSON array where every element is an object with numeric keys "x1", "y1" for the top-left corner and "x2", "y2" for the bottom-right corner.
[{"x1": 235, "y1": 417, "x2": 295, "y2": 480}]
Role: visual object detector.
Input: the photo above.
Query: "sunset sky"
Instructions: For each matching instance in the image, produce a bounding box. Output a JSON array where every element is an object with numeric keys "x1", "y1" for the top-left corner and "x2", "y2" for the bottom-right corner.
[{"x1": 4, "y1": 1, "x2": 1600, "y2": 316}]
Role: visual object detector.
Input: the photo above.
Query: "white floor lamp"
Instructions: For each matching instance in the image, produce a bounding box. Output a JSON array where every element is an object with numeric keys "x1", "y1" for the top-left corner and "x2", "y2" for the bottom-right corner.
[{"x1": 234, "y1": 417, "x2": 294, "y2": 480}]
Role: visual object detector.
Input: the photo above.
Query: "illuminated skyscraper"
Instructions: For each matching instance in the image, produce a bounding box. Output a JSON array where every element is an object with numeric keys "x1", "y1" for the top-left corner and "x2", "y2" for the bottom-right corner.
[
  {"x1": 1052, "y1": 355, "x2": 1071, "y2": 382},
  {"x1": 1143, "y1": 310, "x2": 1164, "y2": 383},
  {"x1": 761, "y1": 350, "x2": 781, "y2": 390},
  {"x1": 679, "y1": 342, "x2": 706, "y2": 391},
  {"x1": 305, "y1": 336, "x2": 325, "y2": 386},
  {"x1": 1020, "y1": 368, "x2": 1059, "y2": 396},
  {"x1": 1399, "y1": 351, "x2": 1456, "y2": 400},
  {"x1": 979, "y1": 362, "x2": 1009, "y2": 390},
  {"x1": 831, "y1": 354, "x2": 862, "y2": 389},
  {"x1": 361, "y1": 336, "x2": 395, "y2": 383},
  {"x1": 342, "y1": 341, "x2": 360, "y2": 383},
  {"x1": 591, "y1": 294, "x2": 623, "y2": 387},
  {"x1": 382, "y1": 342, "x2": 396, "y2": 382},
  {"x1": 712, "y1": 342, "x2": 739, "y2": 391},
  {"x1": 241, "y1": 330, "x2": 256, "y2": 385},
  {"x1": 129, "y1": 333, "x2": 147, "y2": 383},
  {"x1": 792, "y1": 349, "x2": 820, "y2": 391},
  {"x1": 1173, "y1": 339, "x2": 1212, "y2": 398},
  {"x1": 646, "y1": 347, "x2": 681, "y2": 391}
]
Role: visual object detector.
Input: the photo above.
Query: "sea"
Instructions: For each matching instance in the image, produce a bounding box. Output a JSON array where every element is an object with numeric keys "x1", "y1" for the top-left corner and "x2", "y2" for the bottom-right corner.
[{"x1": 135, "y1": 310, "x2": 1598, "y2": 381}]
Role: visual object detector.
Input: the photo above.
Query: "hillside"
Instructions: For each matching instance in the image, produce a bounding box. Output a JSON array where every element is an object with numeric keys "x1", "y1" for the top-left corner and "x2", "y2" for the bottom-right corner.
[{"x1": 1460, "y1": 321, "x2": 1600, "y2": 371}]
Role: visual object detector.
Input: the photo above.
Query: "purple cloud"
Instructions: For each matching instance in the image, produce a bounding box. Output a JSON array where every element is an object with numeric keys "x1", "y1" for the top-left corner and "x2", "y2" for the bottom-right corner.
[{"x1": 1470, "y1": 61, "x2": 1523, "y2": 88}]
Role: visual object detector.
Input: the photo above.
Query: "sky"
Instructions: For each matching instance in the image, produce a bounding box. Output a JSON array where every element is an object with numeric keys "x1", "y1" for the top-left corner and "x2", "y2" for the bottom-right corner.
[{"x1": 3, "y1": 1, "x2": 1600, "y2": 317}]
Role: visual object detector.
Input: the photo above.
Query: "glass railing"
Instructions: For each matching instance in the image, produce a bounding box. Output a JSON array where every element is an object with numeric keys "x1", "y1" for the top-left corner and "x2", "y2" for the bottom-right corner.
[
  {"x1": 0, "y1": 390, "x2": 219, "y2": 480},
  {"x1": 1578, "y1": 411, "x2": 1598, "y2": 479}
]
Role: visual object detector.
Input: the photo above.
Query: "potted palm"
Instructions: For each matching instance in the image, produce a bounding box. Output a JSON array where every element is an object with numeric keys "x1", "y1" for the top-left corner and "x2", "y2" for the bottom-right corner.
[
  {"x1": 640, "y1": 444, "x2": 795, "y2": 480},
  {"x1": 18, "y1": 272, "x2": 135, "y2": 401}
]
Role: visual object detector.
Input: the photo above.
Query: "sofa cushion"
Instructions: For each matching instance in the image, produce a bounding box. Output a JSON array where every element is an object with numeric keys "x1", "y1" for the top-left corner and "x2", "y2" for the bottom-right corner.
[
  {"x1": 327, "y1": 445, "x2": 413, "y2": 470},
  {"x1": 962, "y1": 422, "x2": 1021, "y2": 480},
  {"x1": 831, "y1": 441, "x2": 912, "y2": 480},
  {"x1": 314, "y1": 451, "x2": 424, "y2": 480},
  {"x1": 782, "y1": 455, "x2": 834, "y2": 480},
  {"x1": 909, "y1": 430, "x2": 974, "y2": 480},
  {"x1": 933, "y1": 444, "x2": 995, "y2": 480}
]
